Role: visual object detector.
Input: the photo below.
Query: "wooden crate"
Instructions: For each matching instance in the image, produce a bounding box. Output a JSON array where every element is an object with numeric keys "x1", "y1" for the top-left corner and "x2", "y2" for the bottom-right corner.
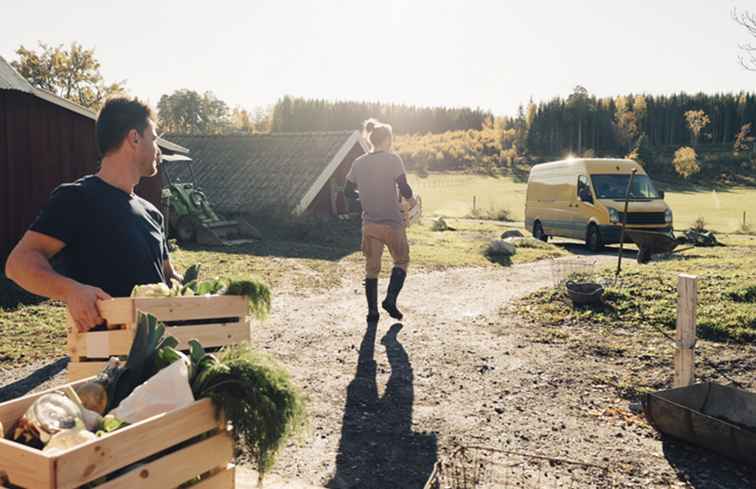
[
  {"x1": 0, "y1": 379, "x2": 235, "y2": 488},
  {"x1": 68, "y1": 296, "x2": 249, "y2": 381}
]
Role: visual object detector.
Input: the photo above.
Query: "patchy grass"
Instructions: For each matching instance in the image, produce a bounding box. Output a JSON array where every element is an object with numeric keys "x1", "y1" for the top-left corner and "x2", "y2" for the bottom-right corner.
[
  {"x1": 513, "y1": 236, "x2": 756, "y2": 343},
  {"x1": 402, "y1": 219, "x2": 565, "y2": 270},
  {"x1": 0, "y1": 303, "x2": 68, "y2": 365}
]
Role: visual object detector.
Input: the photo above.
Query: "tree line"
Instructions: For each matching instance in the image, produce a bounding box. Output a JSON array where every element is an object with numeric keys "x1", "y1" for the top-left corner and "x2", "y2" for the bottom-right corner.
[
  {"x1": 524, "y1": 88, "x2": 756, "y2": 156},
  {"x1": 270, "y1": 96, "x2": 491, "y2": 134}
]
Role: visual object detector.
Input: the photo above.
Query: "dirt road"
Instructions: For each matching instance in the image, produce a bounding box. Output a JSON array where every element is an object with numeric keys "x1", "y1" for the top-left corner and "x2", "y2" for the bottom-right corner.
[
  {"x1": 256, "y1": 258, "x2": 755, "y2": 489},
  {"x1": 4, "y1": 255, "x2": 753, "y2": 488}
]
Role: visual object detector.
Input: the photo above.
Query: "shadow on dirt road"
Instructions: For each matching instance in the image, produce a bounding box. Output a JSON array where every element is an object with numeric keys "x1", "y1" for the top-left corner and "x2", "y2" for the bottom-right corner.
[{"x1": 327, "y1": 322, "x2": 437, "y2": 489}]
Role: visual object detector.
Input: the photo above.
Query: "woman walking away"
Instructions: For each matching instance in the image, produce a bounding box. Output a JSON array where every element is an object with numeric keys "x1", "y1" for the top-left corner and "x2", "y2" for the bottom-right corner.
[{"x1": 344, "y1": 119, "x2": 416, "y2": 322}]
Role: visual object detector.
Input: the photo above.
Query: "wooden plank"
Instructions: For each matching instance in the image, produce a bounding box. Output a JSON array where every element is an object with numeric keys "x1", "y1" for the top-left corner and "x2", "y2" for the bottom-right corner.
[
  {"x1": 94, "y1": 431, "x2": 233, "y2": 489},
  {"x1": 97, "y1": 299, "x2": 135, "y2": 326},
  {"x1": 0, "y1": 438, "x2": 54, "y2": 489},
  {"x1": 97, "y1": 296, "x2": 247, "y2": 324},
  {"x1": 674, "y1": 274, "x2": 698, "y2": 388},
  {"x1": 132, "y1": 296, "x2": 247, "y2": 322},
  {"x1": 68, "y1": 361, "x2": 110, "y2": 382},
  {"x1": 166, "y1": 322, "x2": 250, "y2": 350},
  {"x1": 75, "y1": 329, "x2": 134, "y2": 358},
  {"x1": 192, "y1": 465, "x2": 236, "y2": 489},
  {"x1": 56, "y1": 399, "x2": 219, "y2": 489},
  {"x1": 66, "y1": 316, "x2": 80, "y2": 361}
]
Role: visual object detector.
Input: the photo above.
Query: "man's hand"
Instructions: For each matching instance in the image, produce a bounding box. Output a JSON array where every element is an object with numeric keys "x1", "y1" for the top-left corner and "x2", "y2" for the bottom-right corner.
[{"x1": 63, "y1": 283, "x2": 112, "y2": 332}]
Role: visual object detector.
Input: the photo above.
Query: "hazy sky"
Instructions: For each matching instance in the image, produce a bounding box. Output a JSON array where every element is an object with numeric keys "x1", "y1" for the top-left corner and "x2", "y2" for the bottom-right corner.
[{"x1": 2, "y1": 1, "x2": 754, "y2": 116}]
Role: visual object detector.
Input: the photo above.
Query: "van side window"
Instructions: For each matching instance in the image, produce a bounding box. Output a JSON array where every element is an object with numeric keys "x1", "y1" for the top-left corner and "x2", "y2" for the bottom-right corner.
[{"x1": 578, "y1": 175, "x2": 592, "y2": 201}]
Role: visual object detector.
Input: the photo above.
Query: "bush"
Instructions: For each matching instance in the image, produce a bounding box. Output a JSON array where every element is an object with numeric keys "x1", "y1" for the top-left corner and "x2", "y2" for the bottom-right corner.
[{"x1": 673, "y1": 146, "x2": 701, "y2": 178}]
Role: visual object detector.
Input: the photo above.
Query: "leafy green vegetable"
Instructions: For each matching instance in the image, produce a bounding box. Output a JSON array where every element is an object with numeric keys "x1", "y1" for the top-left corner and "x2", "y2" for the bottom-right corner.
[
  {"x1": 195, "y1": 345, "x2": 306, "y2": 477},
  {"x1": 182, "y1": 264, "x2": 201, "y2": 286},
  {"x1": 106, "y1": 313, "x2": 179, "y2": 411},
  {"x1": 225, "y1": 278, "x2": 272, "y2": 320}
]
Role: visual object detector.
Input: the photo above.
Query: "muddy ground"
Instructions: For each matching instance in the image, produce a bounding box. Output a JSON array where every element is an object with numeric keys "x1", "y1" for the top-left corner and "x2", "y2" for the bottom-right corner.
[{"x1": 2, "y1": 256, "x2": 754, "y2": 488}]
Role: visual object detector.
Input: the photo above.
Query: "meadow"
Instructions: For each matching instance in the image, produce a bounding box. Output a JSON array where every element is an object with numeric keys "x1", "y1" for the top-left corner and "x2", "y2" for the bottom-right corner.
[{"x1": 408, "y1": 172, "x2": 756, "y2": 233}]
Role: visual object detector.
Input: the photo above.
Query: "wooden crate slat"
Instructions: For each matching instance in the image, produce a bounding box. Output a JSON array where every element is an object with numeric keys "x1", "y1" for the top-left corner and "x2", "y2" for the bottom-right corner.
[
  {"x1": 56, "y1": 399, "x2": 219, "y2": 489},
  {"x1": 93, "y1": 430, "x2": 233, "y2": 489},
  {"x1": 68, "y1": 362, "x2": 109, "y2": 382},
  {"x1": 0, "y1": 438, "x2": 53, "y2": 488},
  {"x1": 131, "y1": 296, "x2": 247, "y2": 322},
  {"x1": 166, "y1": 322, "x2": 249, "y2": 350},
  {"x1": 188, "y1": 465, "x2": 236, "y2": 489},
  {"x1": 74, "y1": 330, "x2": 134, "y2": 358},
  {"x1": 97, "y1": 298, "x2": 135, "y2": 326}
]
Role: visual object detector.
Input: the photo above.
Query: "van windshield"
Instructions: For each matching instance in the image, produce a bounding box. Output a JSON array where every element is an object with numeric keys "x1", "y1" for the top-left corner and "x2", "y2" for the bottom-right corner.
[{"x1": 591, "y1": 174, "x2": 660, "y2": 199}]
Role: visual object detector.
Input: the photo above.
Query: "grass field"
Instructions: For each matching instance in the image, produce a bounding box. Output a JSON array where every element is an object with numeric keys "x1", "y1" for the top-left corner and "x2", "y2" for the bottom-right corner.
[
  {"x1": 513, "y1": 235, "x2": 756, "y2": 343},
  {"x1": 408, "y1": 172, "x2": 756, "y2": 233}
]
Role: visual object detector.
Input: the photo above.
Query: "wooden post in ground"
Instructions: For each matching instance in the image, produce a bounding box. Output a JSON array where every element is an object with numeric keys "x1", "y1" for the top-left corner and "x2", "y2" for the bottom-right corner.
[{"x1": 674, "y1": 274, "x2": 698, "y2": 388}]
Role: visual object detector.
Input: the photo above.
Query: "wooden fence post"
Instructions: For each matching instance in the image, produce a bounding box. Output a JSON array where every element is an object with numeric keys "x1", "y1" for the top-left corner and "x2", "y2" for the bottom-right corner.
[{"x1": 674, "y1": 274, "x2": 698, "y2": 388}]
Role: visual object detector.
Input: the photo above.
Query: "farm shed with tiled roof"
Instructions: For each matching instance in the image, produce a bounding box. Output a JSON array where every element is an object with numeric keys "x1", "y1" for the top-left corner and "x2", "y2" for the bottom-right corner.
[{"x1": 165, "y1": 130, "x2": 368, "y2": 217}]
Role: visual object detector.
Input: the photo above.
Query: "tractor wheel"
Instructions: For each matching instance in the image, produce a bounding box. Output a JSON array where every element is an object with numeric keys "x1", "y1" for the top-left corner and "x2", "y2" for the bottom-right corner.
[{"x1": 176, "y1": 216, "x2": 196, "y2": 243}]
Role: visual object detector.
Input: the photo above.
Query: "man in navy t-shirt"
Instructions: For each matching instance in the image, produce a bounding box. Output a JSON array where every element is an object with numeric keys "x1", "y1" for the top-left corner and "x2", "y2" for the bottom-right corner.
[{"x1": 5, "y1": 97, "x2": 182, "y2": 332}]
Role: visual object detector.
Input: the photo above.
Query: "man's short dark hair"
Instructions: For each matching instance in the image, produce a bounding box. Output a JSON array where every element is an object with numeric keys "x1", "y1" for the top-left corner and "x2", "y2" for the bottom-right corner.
[{"x1": 96, "y1": 97, "x2": 153, "y2": 157}]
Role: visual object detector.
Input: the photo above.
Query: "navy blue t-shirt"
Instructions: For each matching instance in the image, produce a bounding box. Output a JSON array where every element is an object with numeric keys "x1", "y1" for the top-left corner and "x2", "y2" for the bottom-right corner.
[{"x1": 30, "y1": 175, "x2": 169, "y2": 297}]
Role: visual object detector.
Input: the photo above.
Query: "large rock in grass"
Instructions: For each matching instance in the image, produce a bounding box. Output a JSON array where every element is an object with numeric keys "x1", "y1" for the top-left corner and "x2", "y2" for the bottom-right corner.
[
  {"x1": 487, "y1": 239, "x2": 517, "y2": 256},
  {"x1": 500, "y1": 230, "x2": 524, "y2": 239}
]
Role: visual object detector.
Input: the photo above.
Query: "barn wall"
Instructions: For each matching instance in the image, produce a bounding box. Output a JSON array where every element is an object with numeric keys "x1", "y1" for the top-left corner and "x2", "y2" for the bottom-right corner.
[{"x1": 1, "y1": 91, "x2": 167, "y2": 260}]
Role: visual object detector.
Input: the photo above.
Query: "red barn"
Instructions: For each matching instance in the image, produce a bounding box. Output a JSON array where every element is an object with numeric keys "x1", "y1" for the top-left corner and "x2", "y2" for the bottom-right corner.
[{"x1": 0, "y1": 56, "x2": 188, "y2": 259}]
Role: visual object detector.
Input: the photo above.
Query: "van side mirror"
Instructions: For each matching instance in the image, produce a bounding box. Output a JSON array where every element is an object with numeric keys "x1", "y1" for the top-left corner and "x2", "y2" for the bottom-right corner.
[
  {"x1": 579, "y1": 189, "x2": 593, "y2": 203},
  {"x1": 658, "y1": 190, "x2": 665, "y2": 199}
]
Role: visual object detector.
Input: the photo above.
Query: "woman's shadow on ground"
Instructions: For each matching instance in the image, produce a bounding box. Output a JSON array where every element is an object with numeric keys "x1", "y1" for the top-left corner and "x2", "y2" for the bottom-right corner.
[{"x1": 327, "y1": 322, "x2": 437, "y2": 489}]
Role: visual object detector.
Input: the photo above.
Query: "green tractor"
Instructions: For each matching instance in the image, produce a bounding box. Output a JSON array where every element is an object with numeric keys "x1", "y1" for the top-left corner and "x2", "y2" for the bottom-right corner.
[{"x1": 160, "y1": 154, "x2": 260, "y2": 245}]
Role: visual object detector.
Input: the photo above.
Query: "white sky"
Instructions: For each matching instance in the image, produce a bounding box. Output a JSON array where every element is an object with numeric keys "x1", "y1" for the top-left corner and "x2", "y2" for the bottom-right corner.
[{"x1": 2, "y1": 0, "x2": 754, "y2": 116}]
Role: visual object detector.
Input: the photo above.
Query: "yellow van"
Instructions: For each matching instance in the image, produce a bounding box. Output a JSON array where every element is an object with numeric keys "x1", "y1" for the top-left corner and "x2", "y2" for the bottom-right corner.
[{"x1": 525, "y1": 158, "x2": 672, "y2": 251}]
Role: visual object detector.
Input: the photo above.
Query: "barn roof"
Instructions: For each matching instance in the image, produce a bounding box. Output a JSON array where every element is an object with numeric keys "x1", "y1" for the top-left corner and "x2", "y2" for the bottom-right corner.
[
  {"x1": 165, "y1": 131, "x2": 368, "y2": 215},
  {"x1": 0, "y1": 55, "x2": 188, "y2": 154}
]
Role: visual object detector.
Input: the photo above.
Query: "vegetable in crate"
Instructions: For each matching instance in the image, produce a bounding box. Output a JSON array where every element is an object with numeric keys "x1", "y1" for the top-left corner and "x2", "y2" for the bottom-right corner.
[
  {"x1": 190, "y1": 342, "x2": 305, "y2": 479},
  {"x1": 130, "y1": 264, "x2": 272, "y2": 320}
]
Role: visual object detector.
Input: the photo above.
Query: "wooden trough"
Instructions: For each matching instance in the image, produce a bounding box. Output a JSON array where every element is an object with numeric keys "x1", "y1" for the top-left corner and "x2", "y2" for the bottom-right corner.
[
  {"x1": 644, "y1": 383, "x2": 756, "y2": 466},
  {"x1": 68, "y1": 296, "x2": 249, "y2": 381},
  {"x1": 0, "y1": 379, "x2": 235, "y2": 488}
]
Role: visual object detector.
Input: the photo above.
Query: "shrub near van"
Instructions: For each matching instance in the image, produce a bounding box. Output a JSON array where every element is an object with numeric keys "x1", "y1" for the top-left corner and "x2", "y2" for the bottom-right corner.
[{"x1": 525, "y1": 158, "x2": 672, "y2": 252}]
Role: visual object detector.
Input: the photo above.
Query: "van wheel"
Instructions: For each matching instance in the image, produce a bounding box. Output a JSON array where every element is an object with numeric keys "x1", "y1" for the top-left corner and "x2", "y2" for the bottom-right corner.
[
  {"x1": 533, "y1": 221, "x2": 548, "y2": 242},
  {"x1": 586, "y1": 224, "x2": 603, "y2": 252}
]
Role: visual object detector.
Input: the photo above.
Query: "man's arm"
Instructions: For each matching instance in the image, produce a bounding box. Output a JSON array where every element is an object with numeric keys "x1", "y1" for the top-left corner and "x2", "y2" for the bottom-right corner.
[
  {"x1": 163, "y1": 255, "x2": 182, "y2": 283},
  {"x1": 5, "y1": 231, "x2": 111, "y2": 331},
  {"x1": 396, "y1": 174, "x2": 414, "y2": 200}
]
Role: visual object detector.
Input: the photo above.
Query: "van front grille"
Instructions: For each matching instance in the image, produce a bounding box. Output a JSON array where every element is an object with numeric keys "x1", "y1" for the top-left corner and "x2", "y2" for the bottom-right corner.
[{"x1": 618, "y1": 212, "x2": 667, "y2": 225}]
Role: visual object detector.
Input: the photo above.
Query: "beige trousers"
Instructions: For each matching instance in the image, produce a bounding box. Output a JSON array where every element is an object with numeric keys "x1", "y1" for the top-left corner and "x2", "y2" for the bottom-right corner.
[{"x1": 362, "y1": 223, "x2": 410, "y2": 279}]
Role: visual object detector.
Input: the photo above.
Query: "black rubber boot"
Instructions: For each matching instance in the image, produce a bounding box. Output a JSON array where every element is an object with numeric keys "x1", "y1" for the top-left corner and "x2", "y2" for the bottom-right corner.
[
  {"x1": 365, "y1": 278, "x2": 380, "y2": 322},
  {"x1": 382, "y1": 267, "x2": 406, "y2": 320}
]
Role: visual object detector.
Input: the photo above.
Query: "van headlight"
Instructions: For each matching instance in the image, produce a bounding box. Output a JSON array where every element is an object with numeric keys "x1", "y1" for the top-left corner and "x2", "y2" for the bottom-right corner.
[
  {"x1": 608, "y1": 208, "x2": 620, "y2": 224},
  {"x1": 665, "y1": 209, "x2": 673, "y2": 224}
]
